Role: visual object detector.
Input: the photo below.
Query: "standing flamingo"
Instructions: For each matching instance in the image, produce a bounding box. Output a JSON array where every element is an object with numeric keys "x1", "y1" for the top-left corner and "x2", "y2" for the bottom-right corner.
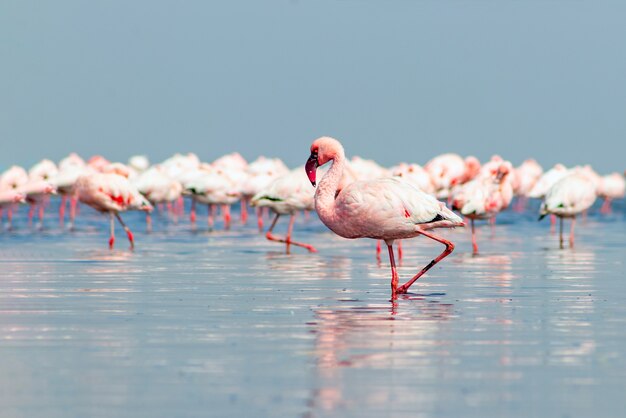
[
  {"x1": 452, "y1": 161, "x2": 514, "y2": 254},
  {"x1": 425, "y1": 153, "x2": 481, "y2": 199},
  {"x1": 539, "y1": 171, "x2": 596, "y2": 248},
  {"x1": 250, "y1": 168, "x2": 317, "y2": 253},
  {"x1": 75, "y1": 173, "x2": 153, "y2": 249},
  {"x1": 305, "y1": 137, "x2": 464, "y2": 298},
  {"x1": 597, "y1": 173, "x2": 625, "y2": 214}
]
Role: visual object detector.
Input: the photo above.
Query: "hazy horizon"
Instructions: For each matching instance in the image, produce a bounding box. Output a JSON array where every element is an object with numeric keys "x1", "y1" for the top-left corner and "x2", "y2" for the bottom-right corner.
[{"x1": 2, "y1": 0, "x2": 625, "y2": 173}]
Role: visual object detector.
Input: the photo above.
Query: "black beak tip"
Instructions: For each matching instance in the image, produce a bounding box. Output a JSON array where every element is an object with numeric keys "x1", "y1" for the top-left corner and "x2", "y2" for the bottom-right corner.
[{"x1": 310, "y1": 181, "x2": 316, "y2": 187}]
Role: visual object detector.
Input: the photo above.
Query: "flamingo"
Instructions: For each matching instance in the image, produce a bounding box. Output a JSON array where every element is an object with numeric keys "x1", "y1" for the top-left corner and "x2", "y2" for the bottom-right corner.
[
  {"x1": 26, "y1": 159, "x2": 58, "y2": 228},
  {"x1": 185, "y1": 167, "x2": 242, "y2": 229},
  {"x1": 133, "y1": 165, "x2": 183, "y2": 230},
  {"x1": 241, "y1": 156, "x2": 290, "y2": 230},
  {"x1": 75, "y1": 173, "x2": 153, "y2": 249},
  {"x1": 250, "y1": 168, "x2": 317, "y2": 253},
  {"x1": 513, "y1": 159, "x2": 543, "y2": 210},
  {"x1": 598, "y1": 173, "x2": 626, "y2": 213},
  {"x1": 305, "y1": 137, "x2": 464, "y2": 297},
  {"x1": 0, "y1": 166, "x2": 29, "y2": 229},
  {"x1": 0, "y1": 189, "x2": 26, "y2": 227},
  {"x1": 452, "y1": 161, "x2": 514, "y2": 254},
  {"x1": 539, "y1": 171, "x2": 596, "y2": 248},
  {"x1": 425, "y1": 153, "x2": 481, "y2": 199},
  {"x1": 55, "y1": 153, "x2": 89, "y2": 227},
  {"x1": 128, "y1": 155, "x2": 150, "y2": 173}
]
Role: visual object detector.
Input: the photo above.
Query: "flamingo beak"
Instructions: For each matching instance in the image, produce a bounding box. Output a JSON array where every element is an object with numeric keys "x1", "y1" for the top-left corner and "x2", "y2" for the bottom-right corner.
[{"x1": 305, "y1": 152, "x2": 319, "y2": 187}]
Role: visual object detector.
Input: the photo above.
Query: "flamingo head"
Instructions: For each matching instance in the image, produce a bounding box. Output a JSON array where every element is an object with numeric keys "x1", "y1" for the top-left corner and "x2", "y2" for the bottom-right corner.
[
  {"x1": 306, "y1": 136, "x2": 344, "y2": 187},
  {"x1": 495, "y1": 162, "x2": 512, "y2": 182}
]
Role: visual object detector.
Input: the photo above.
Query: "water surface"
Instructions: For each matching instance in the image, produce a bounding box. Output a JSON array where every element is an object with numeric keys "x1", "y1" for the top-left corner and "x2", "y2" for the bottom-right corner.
[{"x1": 1, "y1": 200, "x2": 625, "y2": 417}]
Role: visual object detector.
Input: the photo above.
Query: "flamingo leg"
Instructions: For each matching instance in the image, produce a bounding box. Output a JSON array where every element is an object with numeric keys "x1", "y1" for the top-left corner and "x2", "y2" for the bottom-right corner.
[
  {"x1": 471, "y1": 218, "x2": 478, "y2": 254},
  {"x1": 550, "y1": 214, "x2": 556, "y2": 233},
  {"x1": 69, "y1": 196, "x2": 78, "y2": 229},
  {"x1": 208, "y1": 204, "x2": 215, "y2": 229},
  {"x1": 396, "y1": 230, "x2": 455, "y2": 294},
  {"x1": 222, "y1": 204, "x2": 231, "y2": 229},
  {"x1": 387, "y1": 243, "x2": 399, "y2": 296},
  {"x1": 146, "y1": 213, "x2": 152, "y2": 233},
  {"x1": 601, "y1": 198, "x2": 612, "y2": 214},
  {"x1": 109, "y1": 213, "x2": 115, "y2": 249},
  {"x1": 28, "y1": 203, "x2": 35, "y2": 226},
  {"x1": 569, "y1": 216, "x2": 576, "y2": 247},
  {"x1": 59, "y1": 194, "x2": 67, "y2": 225},
  {"x1": 240, "y1": 198, "x2": 248, "y2": 224},
  {"x1": 376, "y1": 240, "x2": 381, "y2": 258},
  {"x1": 559, "y1": 216, "x2": 564, "y2": 249},
  {"x1": 115, "y1": 212, "x2": 134, "y2": 249},
  {"x1": 265, "y1": 213, "x2": 317, "y2": 253},
  {"x1": 397, "y1": 240, "x2": 403, "y2": 260},
  {"x1": 190, "y1": 200, "x2": 197, "y2": 224},
  {"x1": 256, "y1": 207, "x2": 264, "y2": 232},
  {"x1": 37, "y1": 202, "x2": 44, "y2": 230}
]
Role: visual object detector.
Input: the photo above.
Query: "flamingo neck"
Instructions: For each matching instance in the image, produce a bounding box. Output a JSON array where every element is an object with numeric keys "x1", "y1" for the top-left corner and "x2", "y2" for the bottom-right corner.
[{"x1": 315, "y1": 151, "x2": 345, "y2": 225}]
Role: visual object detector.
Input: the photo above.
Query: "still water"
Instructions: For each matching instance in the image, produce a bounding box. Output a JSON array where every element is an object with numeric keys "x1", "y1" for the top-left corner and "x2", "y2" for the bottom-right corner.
[{"x1": 1, "y1": 199, "x2": 625, "y2": 418}]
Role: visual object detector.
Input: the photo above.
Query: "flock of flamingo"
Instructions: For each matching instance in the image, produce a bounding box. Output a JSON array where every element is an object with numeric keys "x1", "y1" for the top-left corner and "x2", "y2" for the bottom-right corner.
[{"x1": 1, "y1": 137, "x2": 624, "y2": 297}]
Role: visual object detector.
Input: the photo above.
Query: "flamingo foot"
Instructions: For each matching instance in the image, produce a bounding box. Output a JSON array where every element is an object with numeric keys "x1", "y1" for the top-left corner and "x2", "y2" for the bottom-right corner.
[{"x1": 126, "y1": 230, "x2": 135, "y2": 249}]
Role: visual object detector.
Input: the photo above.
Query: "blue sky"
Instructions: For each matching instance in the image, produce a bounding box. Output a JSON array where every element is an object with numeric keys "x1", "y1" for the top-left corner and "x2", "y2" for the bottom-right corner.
[{"x1": 1, "y1": 0, "x2": 625, "y2": 173}]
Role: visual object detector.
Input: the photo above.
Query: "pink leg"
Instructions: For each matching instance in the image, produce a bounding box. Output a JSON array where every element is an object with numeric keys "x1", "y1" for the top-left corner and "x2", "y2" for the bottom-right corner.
[
  {"x1": 59, "y1": 195, "x2": 67, "y2": 225},
  {"x1": 109, "y1": 213, "x2": 115, "y2": 249},
  {"x1": 387, "y1": 243, "x2": 399, "y2": 297},
  {"x1": 550, "y1": 214, "x2": 556, "y2": 233},
  {"x1": 559, "y1": 216, "x2": 564, "y2": 249},
  {"x1": 304, "y1": 210, "x2": 310, "y2": 221},
  {"x1": 240, "y1": 199, "x2": 248, "y2": 224},
  {"x1": 569, "y1": 216, "x2": 576, "y2": 247},
  {"x1": 177, "y1": 195, "x2": 184, "y2": 216},
  {"x1": 265, "y1": 213, "x2": 317, "y2": 252},
  {"x1": 28, "y1": 203, "x2": 35, "y2": 226},
  {"x1": 256, "y1": 207, "x2": 264, "y2": 232},
  {"x1": 115, "y1": 212, "x2": 134, "y2": 249},
  {"x1": 38, "y1": 203, "x2": 44, "y2": 229},
  {"x1": 396, "y1": 230, "x2": 455, "y2": 294},
  {"x1": 208, "y1": 204, "x2": 215, "y2": 229},
  {"x1": 69, "y1": 196, "x2": 78, "y2": 228},
  {"x1": 222, "y1": 205, "x2": 231, "y2": 229},
  {"x1": 471, "y1": 218, "x2": 478, "y2": 254},
  {"x1": 600, "y1": 198, "x2": 612, "y2": 214},
  {"x1": 146, "y1": 213, "x2": 152, "y2": 233},
  {"x1": 376, "y1": 240, "x2": 381, "y2": 257},
  {"x1": 397, "y1": 240, "x2": 403, "y2": 260},
  {"x1": 190, "y1": 200, "x2": 197, "y2": 224}
]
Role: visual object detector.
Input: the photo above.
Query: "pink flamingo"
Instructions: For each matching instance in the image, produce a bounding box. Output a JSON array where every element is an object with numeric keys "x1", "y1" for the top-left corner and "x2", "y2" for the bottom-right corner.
[
  {"x1": 250, "y1": 169, "x2": 317, "y2": 253},
  {"x1": 305, "y1": 137, "x2": 464, "y2": 298},
  {"x1": 55, "y1": 153, "x2": 89, "y2": 227},
  {"x1": 425, "y1": 153, "x2": 481, "y2": 199},
  {"x1": 133, "y1": 165, "x2": 183, "y2": 231},
  {"x1": 453, "y1": 161, "x2": 514, "y2": 254},
  {"x1": 75, "y1": 173, "x2": 153, "y2": 249},
  {"x1": 597, "y1": 173, "x2": 625, "y2": 214},
  {"x1": 539, "y1": 171, "x2": 596, "y2": 248}
]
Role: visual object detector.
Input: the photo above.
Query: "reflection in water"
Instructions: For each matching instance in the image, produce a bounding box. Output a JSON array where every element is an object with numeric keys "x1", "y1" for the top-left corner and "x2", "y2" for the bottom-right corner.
[{"x1": 306, "y1": 300, "x2": 454, "y2": 416}]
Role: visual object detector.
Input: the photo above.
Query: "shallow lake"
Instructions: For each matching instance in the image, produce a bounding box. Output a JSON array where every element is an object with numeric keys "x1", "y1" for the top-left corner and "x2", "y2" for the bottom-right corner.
[{"x1": 1, "y1": 198, "x2": 625, "y2": 417}]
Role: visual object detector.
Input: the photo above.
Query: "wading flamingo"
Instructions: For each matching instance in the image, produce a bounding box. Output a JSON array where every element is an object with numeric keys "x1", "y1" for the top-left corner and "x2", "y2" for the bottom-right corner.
[
  {"x1": 75, "y1": 173, "x2": 153, "y2": 249},
  {"x1": 250, "y1": 168, "x2": 317, "y2": 253},
  {"x1": 539, "y1": 171, "x2": 596, "y2": 248},
  {"x1": 305, "y1": 137, "x2": 464, "y2": 298}
]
